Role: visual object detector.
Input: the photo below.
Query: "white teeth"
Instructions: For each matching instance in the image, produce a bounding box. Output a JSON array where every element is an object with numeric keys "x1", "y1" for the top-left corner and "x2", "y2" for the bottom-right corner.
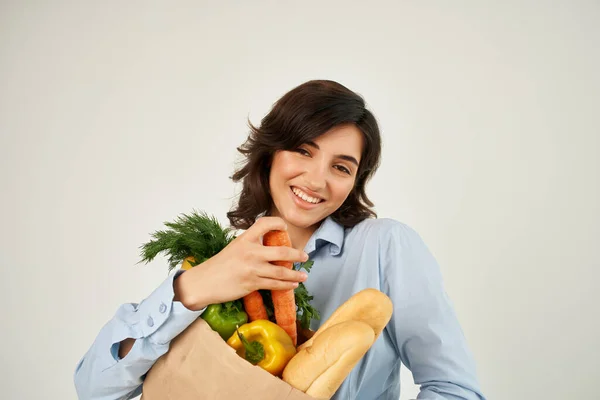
[{"x1": 292, "y1": 187, "x2": 321, "y2": 204}]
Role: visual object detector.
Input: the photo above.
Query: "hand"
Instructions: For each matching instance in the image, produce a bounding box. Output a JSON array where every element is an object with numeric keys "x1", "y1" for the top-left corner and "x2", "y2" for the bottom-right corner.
[{"x1": 174, "y1": 216, "x2": 309, "y2": 311}]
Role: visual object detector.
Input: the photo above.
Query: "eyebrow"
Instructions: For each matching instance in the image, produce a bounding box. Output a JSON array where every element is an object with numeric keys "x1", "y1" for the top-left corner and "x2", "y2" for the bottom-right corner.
[{"x1": 305, "y1": 141, "x2": 360, "y2": 167}]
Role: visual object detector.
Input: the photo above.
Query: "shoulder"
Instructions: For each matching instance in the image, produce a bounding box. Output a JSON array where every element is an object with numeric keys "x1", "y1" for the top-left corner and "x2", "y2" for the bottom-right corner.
[
  {"x1": 349, "y1": 219, "x2": 441, "y2": 281},
  {"x1": 344, "y1": 217, "x2": 433, "y2": 258},
  {"x1": 348, "y1": 217, "x2": 423, "y2": 242}
]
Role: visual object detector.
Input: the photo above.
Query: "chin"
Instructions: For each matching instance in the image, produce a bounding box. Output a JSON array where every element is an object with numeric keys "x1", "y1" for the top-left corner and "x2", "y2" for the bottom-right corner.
[
  {"x1": 282, "y1": 209, "x2": 323, "y2": 230},
  {"x1": 284, "y1": 216, "x2": 316, "y2": 229}
]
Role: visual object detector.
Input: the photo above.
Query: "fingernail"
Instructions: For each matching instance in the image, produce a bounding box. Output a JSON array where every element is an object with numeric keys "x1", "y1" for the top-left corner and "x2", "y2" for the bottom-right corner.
[{"x1": 300, "y1": 272, "x2": 308, "y2": 280}]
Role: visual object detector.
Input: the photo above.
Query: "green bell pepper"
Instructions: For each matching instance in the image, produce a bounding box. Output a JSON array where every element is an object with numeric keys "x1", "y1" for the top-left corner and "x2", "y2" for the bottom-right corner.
[{"x1": 201, "y1": 300, "x2": 248, "y2": 341}]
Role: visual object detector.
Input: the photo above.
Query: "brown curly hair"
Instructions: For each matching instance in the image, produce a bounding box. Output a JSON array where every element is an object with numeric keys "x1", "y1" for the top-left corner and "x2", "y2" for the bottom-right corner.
[{"x1": 227, "y1": 80, "x2": 382, "y2": 230}]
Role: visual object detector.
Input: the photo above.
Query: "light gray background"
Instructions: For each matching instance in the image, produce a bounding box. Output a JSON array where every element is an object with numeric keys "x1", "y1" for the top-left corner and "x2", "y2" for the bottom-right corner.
[{"x1": 1, "y1": 1, "x2": 598, "y2": 399}]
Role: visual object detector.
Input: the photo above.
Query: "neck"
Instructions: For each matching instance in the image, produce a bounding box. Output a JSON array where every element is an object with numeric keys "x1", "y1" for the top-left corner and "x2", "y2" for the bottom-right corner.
[
  {"x1": 285, "y1": 222, "x2": 318, "y2": 251},
  {"x1": 267, "y1": 210, "x2": 321, "y2": 251}
]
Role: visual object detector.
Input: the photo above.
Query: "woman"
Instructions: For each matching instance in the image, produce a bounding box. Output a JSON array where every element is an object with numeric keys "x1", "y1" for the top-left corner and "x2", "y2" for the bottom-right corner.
[{"x1": 74, "y1": 80, "x2": 486, "y2": 399}]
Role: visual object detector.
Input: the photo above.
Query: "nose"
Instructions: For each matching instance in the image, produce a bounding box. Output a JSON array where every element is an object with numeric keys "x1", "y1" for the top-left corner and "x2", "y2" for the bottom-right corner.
[{"x1": 304, "y1": 158, "x2": 327, "y2": 191}]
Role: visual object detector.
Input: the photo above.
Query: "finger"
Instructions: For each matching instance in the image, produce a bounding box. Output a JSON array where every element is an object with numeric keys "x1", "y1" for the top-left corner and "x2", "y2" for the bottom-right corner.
[
  {"x1": 261, "y1": 246, "x2": 309, "y2": 263},
  {"x1": 255, "y1": 277, "x2": 300, "y2": 291},
  {"x1": 257, "y1": 263, "x2": 308, "y2": 282},
  {"x1": 242, "y1": 216, "x2": 288, "y2": 242}
]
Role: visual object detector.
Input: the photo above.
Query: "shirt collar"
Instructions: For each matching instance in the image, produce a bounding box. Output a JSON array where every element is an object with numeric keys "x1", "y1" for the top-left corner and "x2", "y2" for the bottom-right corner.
[{"x1": 304, "y1": 216, "x2": 345, "y2": 256}]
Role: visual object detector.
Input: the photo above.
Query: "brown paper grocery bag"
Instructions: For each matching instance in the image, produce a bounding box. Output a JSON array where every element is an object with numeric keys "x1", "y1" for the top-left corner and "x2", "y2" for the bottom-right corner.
[{"x1": 141, "y1": 317, "x2": 316, "y2": 400}]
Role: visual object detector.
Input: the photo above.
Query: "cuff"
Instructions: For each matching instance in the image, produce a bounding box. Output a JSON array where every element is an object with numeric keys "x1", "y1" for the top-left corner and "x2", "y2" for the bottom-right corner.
[{"x1": 136, "y1": 270, "x2": 205, "y2": 343}]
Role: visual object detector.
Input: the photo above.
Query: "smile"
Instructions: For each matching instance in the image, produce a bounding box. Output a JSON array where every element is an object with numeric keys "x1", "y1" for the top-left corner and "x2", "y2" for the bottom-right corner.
[{"x1": 291, "y1": 187, "x2": 324, "y2": 205}]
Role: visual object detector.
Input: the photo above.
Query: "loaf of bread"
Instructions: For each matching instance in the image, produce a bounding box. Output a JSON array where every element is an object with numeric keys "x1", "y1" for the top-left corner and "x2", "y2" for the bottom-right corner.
[
  {"x1": 282, "y1": 288, "x2": 394, "y2": 399},
  {"x1": 297, "y1": 288, "x2": 393, "y2": 352},
  {"x1": 282, "y1": 320, "x2": 374, "y2": 399}
]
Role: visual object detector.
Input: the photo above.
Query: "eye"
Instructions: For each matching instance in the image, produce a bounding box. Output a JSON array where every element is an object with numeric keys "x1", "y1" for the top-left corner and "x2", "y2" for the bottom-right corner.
[
  {"x1": 334, "y1": 165, "x2": 352, "y2": 175},
  {"x1": 295, "y1": 148, "x2": 311, "y2": 157}
]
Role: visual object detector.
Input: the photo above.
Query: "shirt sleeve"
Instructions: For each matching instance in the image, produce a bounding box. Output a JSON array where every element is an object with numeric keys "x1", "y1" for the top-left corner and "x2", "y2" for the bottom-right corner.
[
  {"x1": 73, "y1": 270, "x2": 205, "y2": 400},
  {"x1": 379, "y1": 221, "x2": 486, "y2": 400}
]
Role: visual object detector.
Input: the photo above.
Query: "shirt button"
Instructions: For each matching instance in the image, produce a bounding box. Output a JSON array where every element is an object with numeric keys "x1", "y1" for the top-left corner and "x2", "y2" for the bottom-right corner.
[
  {"x1": 159, "y1": 303, "x2": 167, "y2": 313},
  {"x1": 147, "y1": 316, "x2": 154, "y2": 327}
]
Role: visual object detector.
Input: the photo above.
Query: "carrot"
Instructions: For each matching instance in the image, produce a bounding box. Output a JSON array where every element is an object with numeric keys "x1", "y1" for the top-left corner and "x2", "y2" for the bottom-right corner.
[
  {"x1": 243, "y1": 291, "x2": 268, "y2": 321},
  {"x1": 263, "y1": 230, "x2": 298, "y2": 346}
]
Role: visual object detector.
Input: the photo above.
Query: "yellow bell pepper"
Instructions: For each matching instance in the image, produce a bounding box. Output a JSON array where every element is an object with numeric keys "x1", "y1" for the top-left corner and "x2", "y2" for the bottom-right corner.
[
  {"x1": 181, "y1": 256, "x2": 196, "y2": 270},
  {"x1": 227, "y1": 320, "x2": 297, "y2": 376}
]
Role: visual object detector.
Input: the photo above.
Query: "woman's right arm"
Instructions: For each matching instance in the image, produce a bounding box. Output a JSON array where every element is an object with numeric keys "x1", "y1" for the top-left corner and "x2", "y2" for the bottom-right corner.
[
  {"x1": 73, "y1": 270, "x2": 205, "y2": 400},
  {"x1": 74, "y1": 216, "x2": 309, "y2": 400}
]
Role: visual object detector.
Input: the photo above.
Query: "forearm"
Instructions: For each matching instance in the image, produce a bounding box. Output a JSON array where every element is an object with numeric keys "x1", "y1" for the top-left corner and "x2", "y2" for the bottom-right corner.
[
  {"x1": 173, "y1": 267, "x2": 212, "y2": 311},
  {"x1": 382, "y1": 222, "x2": 485, "y2": 400},
  {"x1": 399, "y1": 297, "x2": 485, "y2": 400},
  {"x1": 74, "y1": 322, "x2": 169, "y2": 400},
  {"x1": 416, "y1": 381, "x2": 485, "y2": 400},
  {"x1": 118, "y1": 338, "x2": 135, "y2": 359},
  {"x1": 172, "y1": 258, "x2": 225, "y2": 312},
  {"x1": 114, "y1": 268, "x2": 205, "y2": 360},
  {"x1": 74, "y1": 271, "x2": 204, "y2": 399}
]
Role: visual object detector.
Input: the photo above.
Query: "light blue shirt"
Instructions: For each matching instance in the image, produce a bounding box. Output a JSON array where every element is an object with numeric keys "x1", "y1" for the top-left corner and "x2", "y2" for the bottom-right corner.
[{"x1": 74, "y1": 217, "x2": 486, "y2": 400}]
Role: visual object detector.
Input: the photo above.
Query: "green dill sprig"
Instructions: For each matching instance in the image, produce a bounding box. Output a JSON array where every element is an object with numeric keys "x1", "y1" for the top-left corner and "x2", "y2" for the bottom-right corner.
[
  {"x1": 295, "y1": 282, "x2": 320, "y2": 329},
  {"x1": 138, "y1": 210, "x2": 235, "y2": 272},
  {"x1": 294, "y1": 260, "x2": 320, "y2": 329},
  {"x1": 138, "y1": 210, "x2": 321, "y2": 329}
]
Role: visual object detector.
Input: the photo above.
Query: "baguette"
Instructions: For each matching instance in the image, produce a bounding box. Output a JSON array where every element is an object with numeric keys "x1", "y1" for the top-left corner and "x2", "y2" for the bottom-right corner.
[
  {"x1": 297, "y1": 288, "x2": 393, "y2": 352},
  {"x1": 282, "y1": 320, "x2": 374, "y2": 399}
]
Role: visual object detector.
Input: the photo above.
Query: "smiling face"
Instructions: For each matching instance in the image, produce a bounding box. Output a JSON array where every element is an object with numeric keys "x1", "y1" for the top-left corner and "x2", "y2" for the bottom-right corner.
[{"x1": 268, "y1": 124, "x2": 364, "y2": 231}]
